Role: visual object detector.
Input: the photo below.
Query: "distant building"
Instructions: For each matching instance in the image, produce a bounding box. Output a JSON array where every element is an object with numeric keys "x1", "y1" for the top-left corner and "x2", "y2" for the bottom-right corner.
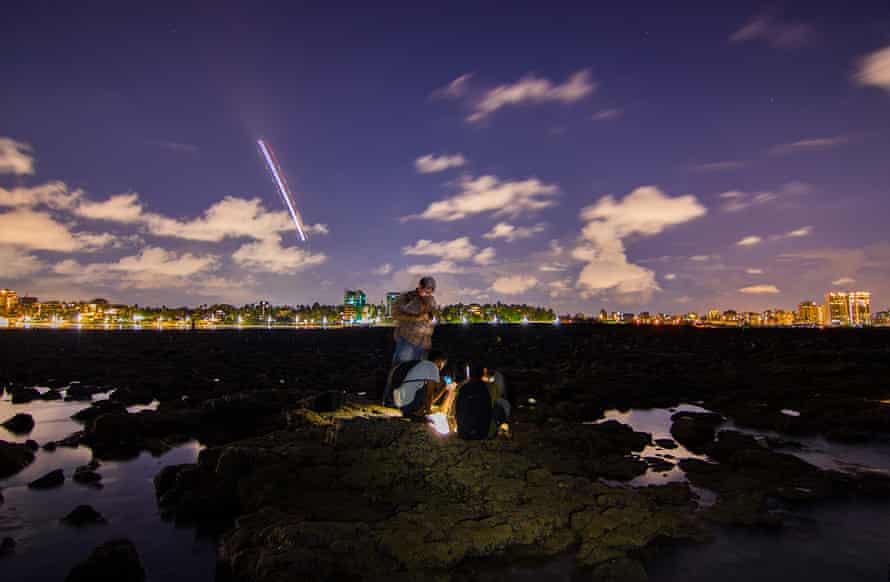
[
  {"x1": 343, "y1": 289, "x2": 366, "y2": 321},
  {"x1": 468, "y1": 303, "x2": 482, "y2": 317},
  {"x1": 385, "y1": 292, "x2": 400, "y2": 318},
  {"x1": 824, "y1": 291, "x2": 871, "y2": 326},
  {"x1": 796, "y1": 300, "x2": 822, "y2": 325},
  {"x1": 17, "y1": 296, "x2": 38, "y2": 316},
  {"x1": 0, "y1": 289, "x2": 18, "y2": 314}
]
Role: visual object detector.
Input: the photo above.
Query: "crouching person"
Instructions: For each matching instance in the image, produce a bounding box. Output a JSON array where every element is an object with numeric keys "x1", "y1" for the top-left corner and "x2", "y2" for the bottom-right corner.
[
  {"x1": 454, "y1": 364, "x2": 511, "y2": 440},
  {"x1": 383, "y1": 350, "x2": 449, "y2": 419}
]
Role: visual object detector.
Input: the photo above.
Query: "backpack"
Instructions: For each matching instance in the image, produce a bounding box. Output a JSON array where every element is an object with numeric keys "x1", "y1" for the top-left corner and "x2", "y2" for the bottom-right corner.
[
  {"x1": 383, "y1": 360, "x2": 421, "y2": 406},
  {"x1": 455, "y1": 380, "x2": 493, "y2": 440}
]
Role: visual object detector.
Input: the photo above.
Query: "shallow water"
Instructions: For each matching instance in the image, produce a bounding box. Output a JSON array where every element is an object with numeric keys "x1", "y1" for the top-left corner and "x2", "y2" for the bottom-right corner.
[
  {"x1": 1, "y1": 390, "x2": 215, "y2": 582},
  {"x1": 595, "y1": 404, "x2": 890, "y2": 581}
]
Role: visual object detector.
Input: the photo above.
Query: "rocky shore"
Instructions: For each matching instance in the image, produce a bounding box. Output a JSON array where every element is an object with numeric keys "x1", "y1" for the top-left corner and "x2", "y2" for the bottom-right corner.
[{"x1": 1, "y1": 326, "x2": 889, "y2": 580}]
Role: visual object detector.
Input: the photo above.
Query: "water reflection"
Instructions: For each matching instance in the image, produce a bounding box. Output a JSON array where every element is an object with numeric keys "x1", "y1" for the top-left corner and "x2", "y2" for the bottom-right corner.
[{"x1": 1, "y1": 390, "x2": 215, "y2": 581}]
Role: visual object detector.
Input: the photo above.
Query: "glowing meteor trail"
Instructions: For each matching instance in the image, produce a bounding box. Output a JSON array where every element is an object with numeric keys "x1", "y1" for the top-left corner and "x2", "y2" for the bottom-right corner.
[{"x1": 257, "y1": 139, "x2": 308, "y2": 241}]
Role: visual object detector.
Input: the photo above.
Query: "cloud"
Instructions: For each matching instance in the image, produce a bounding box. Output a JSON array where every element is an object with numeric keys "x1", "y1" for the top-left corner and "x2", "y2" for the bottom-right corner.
[
  {"x1": 0, "y1": 137, "x2": 35, "y2": 175},
  {"x1": 739, "y1": 284, "x2": 781, "y2": 294},
  {"x1": 591, "y1": 108, "x2": 623, "y2": 121},
  {"x1": 54, "y1": 247, "x2": 219, "y2": 289},
  {"x1": 547, "y1": 278, "x2": 572, "y2": 298},
  {"x1": 414, "y1": 154, "x2": 467, "y2": 174},
  {"x1": 539, "y1": 262, "x2": 568, "y2": 272},
  {"x1": 729, "y1": 13, "x2": 815, "y2": 49},
  {"x1": 231, "y1": 235, "x2": 327, "y2": 274},
  {"x1": 0, "y1": 181, "x2": 82, "y2": 210},
  {"x1": 689, "y1": 255, "x2": 714, "y2": 262},
  {"x1": 406, "y1": 260, "x2": 465, "y2": 275},
  {"x1": 483, "y1": 222, "x2": 546, "y2": 242},
  {"x1": 431, "y1": 73, "x2": 473, "y2": 99},
  {"x1": 691, "y1": 161, "x2": 746, "y2": 173},
  {"x1": 473, "y1": 247, "x2": 496, "y2": 265},
  {"x1": 719, "y1": 183, "x2": 808, "y2": 212},
  {"x1": 373, "y1": 263, "x2": 393, "y2": 276},
  {"x1": 304, "y1": 223, "x2": 329, "y2": 236},
  {"x1": 0, "y1": 209, "x2": 98, "y2": 252},
  {"x1": 736, "y1": 235, "x2": 762, "y2": 247},
  {"x1": 785, "y1": 226, "x2": 813, "y2": 237},
  {"x1": 403, "y1": 236, "x2": 478, "y2": 261},
  {"x1": 467, "y1": 69, "x2": 595, "y2": 123},
  {"x1": 407, "y1": 174, "x2": 559, "y2": 222},
  {"x1": 746, "y1": 268, "x2": 764, "y2": 274},
  {"x1": 456, "y1": 287, "x2": 489, "y2": 301},
  {"x1": 143, "y1": 196, "x2": 292, "y2": 242},
  {"x1": 76, "y1": 192, "x2": 144, "y2": 222},
  {"x1": 664, "y1": 273, "x2": 677, "y2": 280},
  {"x1": 770, "y1": 137, "x2": 847, "y2": 155},
  {"x1": 0, "y1": 245, "x2": 44, "y2": 278},
  {"x1": 491, "y1": 275, "x2": 538, "y2": 295},
  {"x1": 853, "y1": 46, "x2": 890, "y2": 93},
  {"x1": 832, "y1": 277, "x2": 856, "y2": 286},
  {"x1": 574, "y1": 186, "x2": 707, "y2": 301}
]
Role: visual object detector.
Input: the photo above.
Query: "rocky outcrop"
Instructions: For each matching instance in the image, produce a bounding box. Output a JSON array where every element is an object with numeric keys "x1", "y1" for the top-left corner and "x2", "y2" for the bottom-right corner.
[
  {"x1": 2, "y1": 413, "x2": 35, "y2": 434},
  {"x1": 62, "y1": 504, "x2": 107, "y2": 526},
  {"x1": 158, "y1": 404, "x2": 706, "y2": 581},
  {"x1": 65, "y1": 539, "x2": 144, "y2": 582},
  {"x1": 10, "y1": 387, "x2": 40, "y2": 404},
  {"x1": 72, "y1": 400, "x2": 127, "y2": 423},
  {"x1": 28, "y1": 469, "x2": 65, "y2": 489},
  {"x1": 73, "y1": 461, "x2": 102, "y2": 486},
  {"x1": 0, "y1": 440, "x2": 35, "y2": 478},
  {"x1": 0, "y1": 536, "x2": 14, "y2": 557},
  {"x1": 669, "y1": 412, "x2": 724, "y2": 452}
]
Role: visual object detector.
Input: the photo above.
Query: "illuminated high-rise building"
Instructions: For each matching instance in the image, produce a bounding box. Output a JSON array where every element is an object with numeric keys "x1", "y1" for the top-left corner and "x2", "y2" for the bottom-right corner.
[
  {"x1": 343, "y1": 290, "x2": 366, "y2": 321},
  {"x1": 823, "y1": 291, "x2": 871, "y2": 326},
  {"x1": 796, "y1": 300, "x2": 823, "y2": 325},
  {"x1": 385, "y1": 292, "x2": 400, "y2": 318},
  {"x1": 849, "y1": 292, "x2": 871, "y2": 326},
  {"x1": 0, "y1": 289, "x2": 18, "y2": 314},
  {"x1": 824, "y1": 292, "x2": 850, "y2": 326}
]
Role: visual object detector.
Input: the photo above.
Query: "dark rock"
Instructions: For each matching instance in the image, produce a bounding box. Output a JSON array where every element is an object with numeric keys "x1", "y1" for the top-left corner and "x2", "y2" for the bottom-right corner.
[
  {"x1": 83, "y1": 410, "x2": 201, "y2": 460},
  {"x1": 28, "y1": 469, "x2": 65, "y2": 489},
  {"x1": 65, "y1": 539, "x2": 145, "y2": 582},
  {"x1": 654, "y1": 438, "x2": 678, "y2": 449},
  {"x1": 43, "y1": 441, "x2": 57, "y2": 451},
  {"x1": 61, "y1": 504, "x2": 107, "y2": 526},
  {"x1": 306, "y1": 390, "x2": 346, "y2": 412},
  {"x1": 110, "y1": 388, "x2": 155, "y2": 406},
  {"x1": 11, "y1": 387, "x2": 40, "y2": 404},
  {"x1": 643, "y1": 456, "x2": 675, "y2": 472},
  {"x1": 0, "y1": 536, "x2": 14, "y2": 557},
  {"x1": 670, "y1": 417, "x2": 715, "y2": 452},
  {"x1": 40, "y1": 389, "x2": 62, "y2": 401},
  {"x1": 71, "y1": 400, "x2": 127, "y2": 423},
  {"x1": 73, "y1": 465, "x2": 102, "y2": 486},
  {"x1": 2, "y1": 413, "x2": 35, "y2": 434},
  {"x1": 0, "y1": 440, "x2": 36, "y2": 478},
  {"x1": 0, "y1": 488, "x2": 4, "y2": 505},
  {"x1": 670, "y1": 411, "x2": 724, "y2": 427},
  {"x1": 66, "y1": 383, "x2": 107, "y2": 400},
  {"x1": 25, "y1": 439, "x2": 39, "y2": 451},
  {"x1": 590, "y1": 557, "x2": 648, "y2": 582}
]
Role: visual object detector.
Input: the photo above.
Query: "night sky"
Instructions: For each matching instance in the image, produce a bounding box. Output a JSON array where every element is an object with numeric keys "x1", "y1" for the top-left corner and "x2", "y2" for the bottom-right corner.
[{"x1": 2, "y1": 2, "x2": 889, "y2": 313}]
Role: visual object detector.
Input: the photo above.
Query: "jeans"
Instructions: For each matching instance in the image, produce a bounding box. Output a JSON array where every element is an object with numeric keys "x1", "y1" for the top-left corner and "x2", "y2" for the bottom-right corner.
[{"x1": 392, "y1": 336, "x2": 428, "y2": 365}]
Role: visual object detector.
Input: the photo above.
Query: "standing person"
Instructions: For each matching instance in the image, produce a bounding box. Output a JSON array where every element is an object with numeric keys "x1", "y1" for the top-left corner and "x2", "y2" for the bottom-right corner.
[{"x1": 391, "y1": 276, "x2": 437, "y2": 364}]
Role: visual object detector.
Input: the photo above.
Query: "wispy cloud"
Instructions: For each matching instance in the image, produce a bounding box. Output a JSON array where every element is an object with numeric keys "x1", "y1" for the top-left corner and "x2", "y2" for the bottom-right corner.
[
  {"x1": 54, "y1": 247, "x2": 219, "y2": 289},
  {"x1": 730, "y1": 12, "x2": 815, "y2": 49},
  {"x1": 719, "y1": 182, "x2": 808, "y2": 212},
  {"x1": 372, "y1": 263, "x2": 393, "y2": 276},
  {"x1": 739, "y1": 284, "x2": 781, "y2": 294},
  {"x1": 405, "y1": 174, "x2": 559, "y2": 222},
  {"x1": 785, "y1": 226, "x2": 813, "y2": 238},
  {"x1": 0, "y1": 137, "x2": 35, "y2": 175},
  {"x1": 0, "y1": 246, "x2": 44, "y2": 278},
  {"x1": 691, "y1": 160, "x2": 746, "y2": 173},
  {"x1": 403, "y1": 237, "x2": 478, "y2": 261},
  {"x1": 591, "y1": 108, "x2": 623, "y2": 121},
  {"x1": 664, "y1": 273, "x2": 677, "y2": 280},
  {"x1": 746, "y1": 268, "x2": 764, "y2": 275},
  {"x1": 406, "y1": 260, "x2": 465, "y2": 275},
  {"x1": 473, "y1": 247, "x2": 496, "y2": 265},
  {"x1": 736, "y1": 235, "x2": 762, "y2": 247},
  {"x1": 431, "y1": 73, "x2": 473, "y2": 100},
  {"x1": 770, "y1": 136, "x2": 847, "y2": 155},
  {"x1": 231, "y1": 236, "x2": 326, "y2": 274},
  {"x1": 467, "y1": 69, "x2": 595, "y2": 123},
  {"x1": 414, "y1": 153, "x2": 467, "y2": 174},
  {"x1": 832, "y1": 277, "x2": 856, "y2": 286},
  {"x1": 853, "y1": 46, "x2": 890, "y2": 93},
  {"x1": 483, "y1": 222, "x2": 546, "y2": 242}
]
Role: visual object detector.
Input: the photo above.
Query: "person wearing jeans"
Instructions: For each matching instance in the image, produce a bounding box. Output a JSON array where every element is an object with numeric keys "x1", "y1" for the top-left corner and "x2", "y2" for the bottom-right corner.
[{"x1": 391, "y1": 276, "x2": 437, "y2": 364}]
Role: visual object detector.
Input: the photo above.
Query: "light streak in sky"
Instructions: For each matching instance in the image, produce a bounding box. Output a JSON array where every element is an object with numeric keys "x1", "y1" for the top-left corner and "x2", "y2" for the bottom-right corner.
[{"x1": 257, "y1": 139, "x2": 308, "y2": 242}]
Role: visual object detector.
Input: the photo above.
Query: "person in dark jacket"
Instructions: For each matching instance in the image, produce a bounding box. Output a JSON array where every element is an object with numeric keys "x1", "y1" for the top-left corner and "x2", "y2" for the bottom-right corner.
[{"x1": 453, "y1": 363, "x2": 510, "y2": 440}]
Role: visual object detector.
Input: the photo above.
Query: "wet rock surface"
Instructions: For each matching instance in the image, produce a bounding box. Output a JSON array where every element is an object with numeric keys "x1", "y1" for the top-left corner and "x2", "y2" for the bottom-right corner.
[
  {"x1": 65, "y1": 538, "x2": 145, "y2": 582},
  {"x1": 1, "y1": 326, "x2": 890, "y2": 579},
  {"x1": 2, "y1": 412, "x2": 35, "y2": 433},
  {"x1": 0, "y1": 536, "x2": 14, "y2": 557},
  {"x1": 28, "y1": 468, "x2": 65, "y2": 489},
  {"x1": 0, "y1": 440, "x2": 36, "y2": 478},
  {"x1": 61, "y1": 504, "x2": 107, "y2": 526}
]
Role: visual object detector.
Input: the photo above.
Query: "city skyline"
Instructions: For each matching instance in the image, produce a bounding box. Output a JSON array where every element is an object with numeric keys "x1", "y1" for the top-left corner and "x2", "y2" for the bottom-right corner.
[{"x1": 3, "y1": 4, "x2": 890, "y2": 312}]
